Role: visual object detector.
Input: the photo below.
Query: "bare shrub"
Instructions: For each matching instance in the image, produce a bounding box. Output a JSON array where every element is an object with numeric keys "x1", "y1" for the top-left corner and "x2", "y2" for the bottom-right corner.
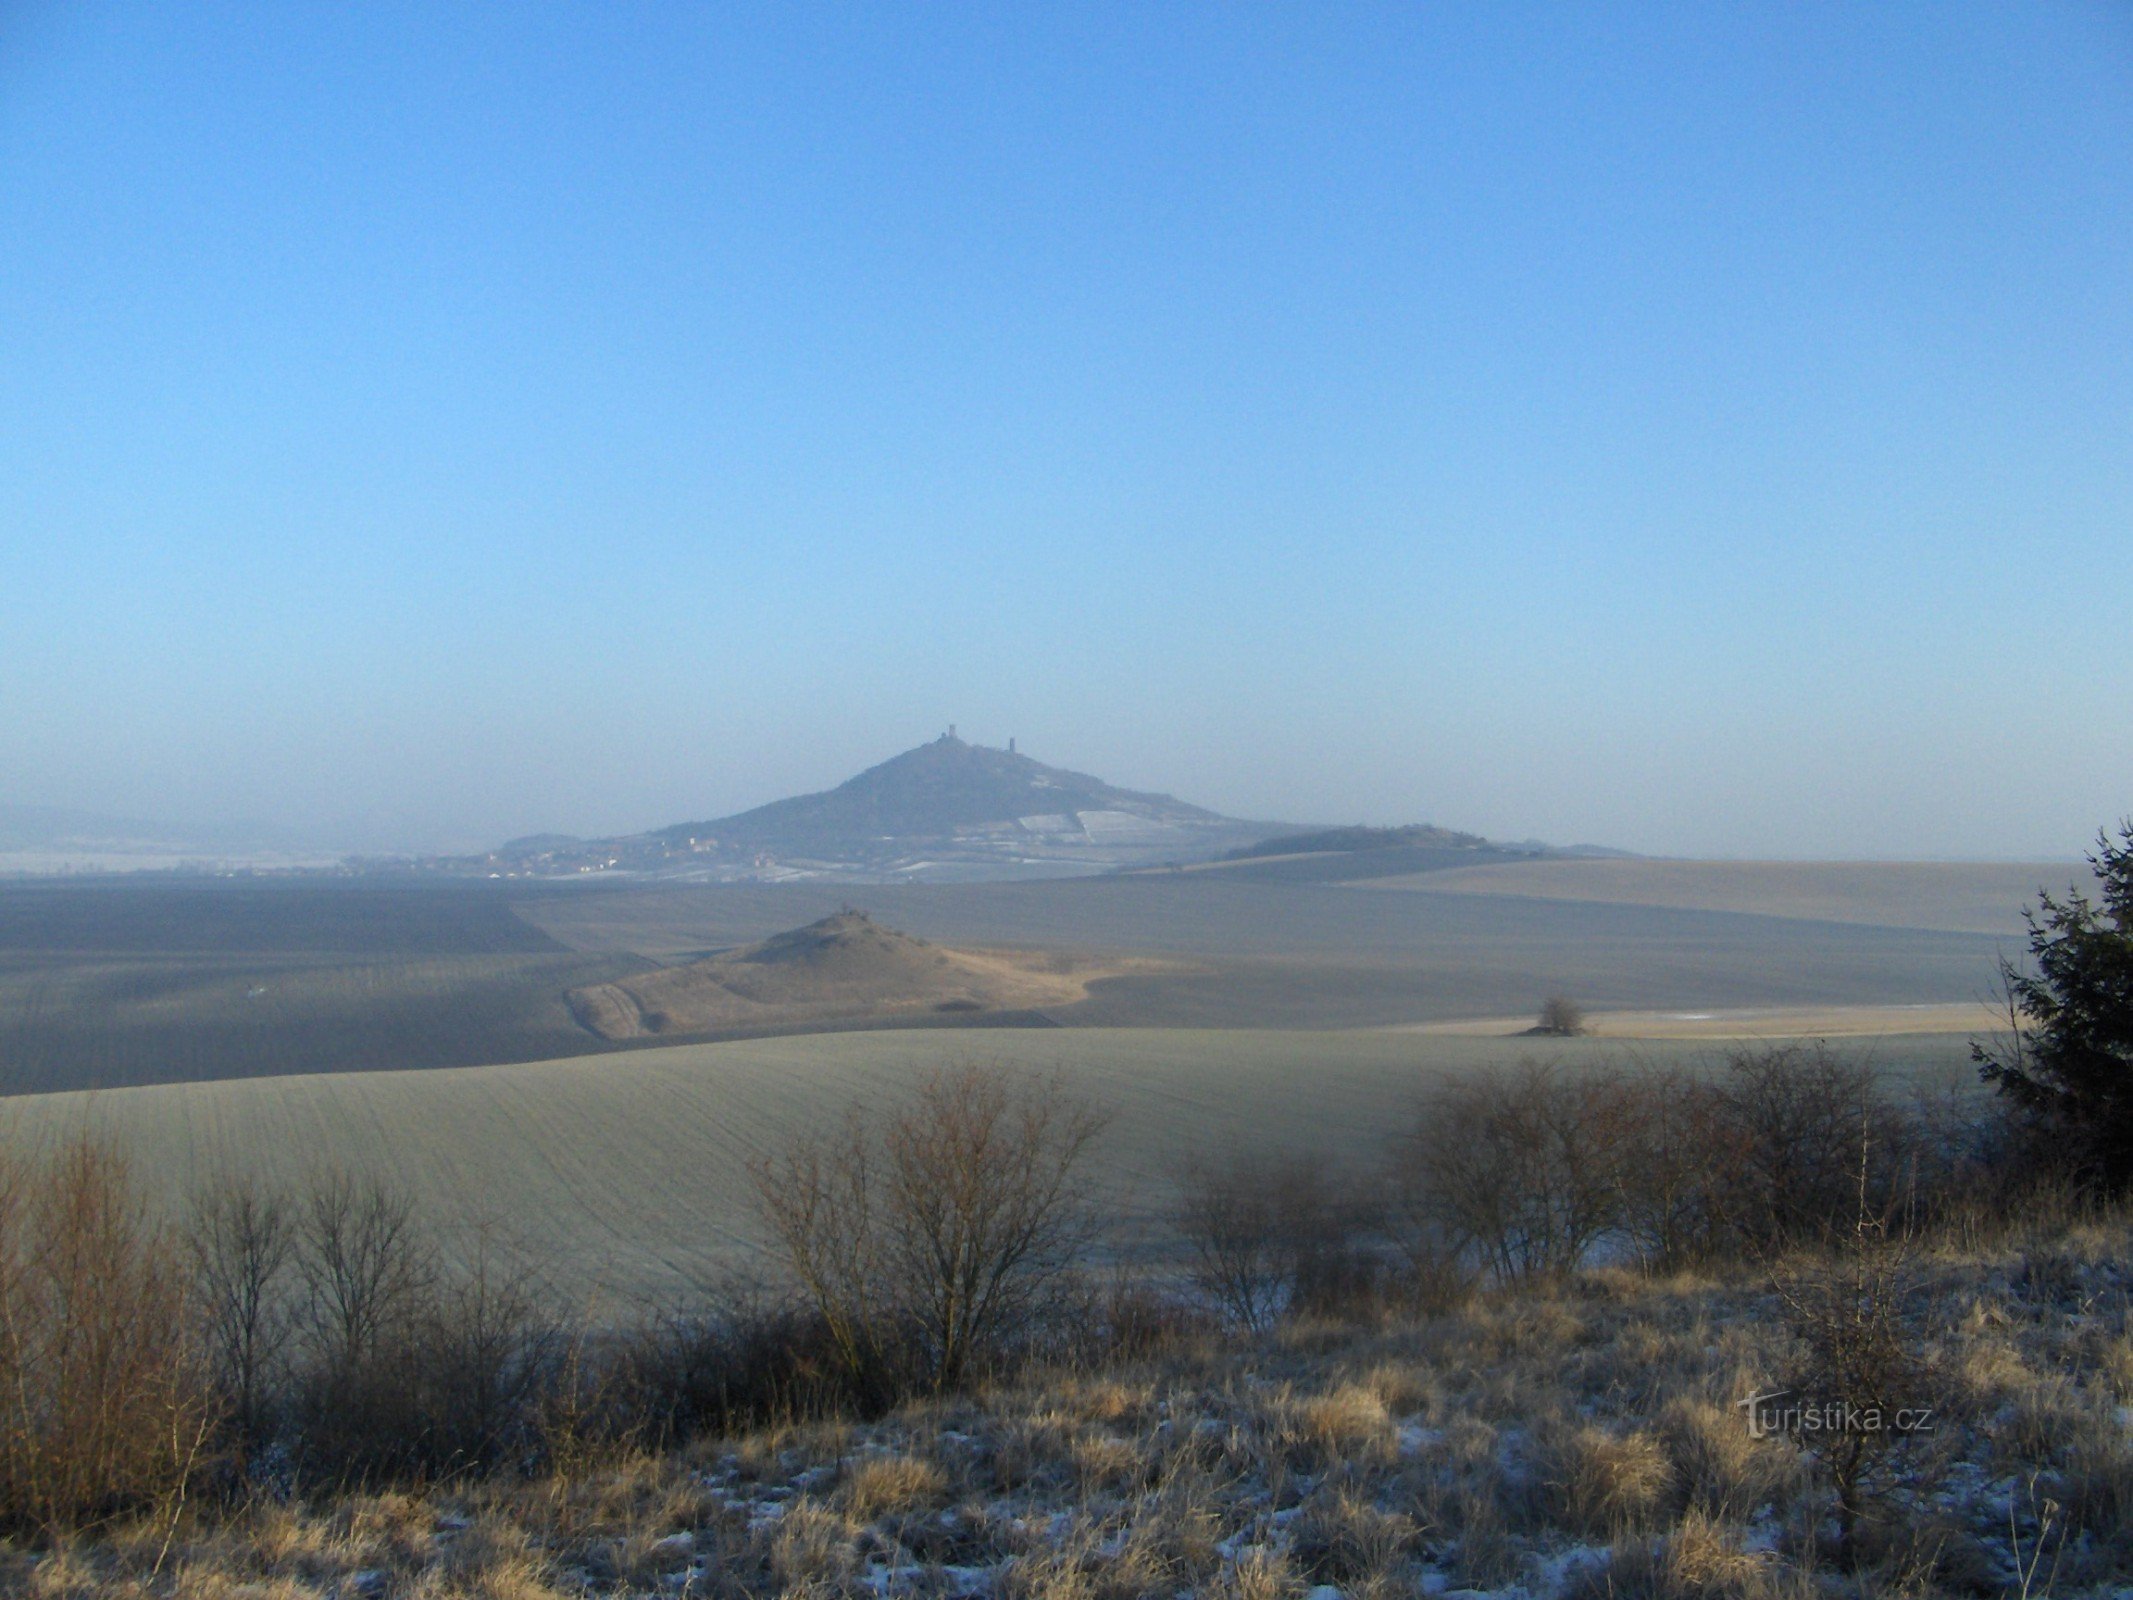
[
  {"x1": 187, "y1": 1173, "x2": 296, "y2": 1469},
  {"x1": 0, "y1": 1136, "x2": 213, "y2": 1536},
  {"x1": 1608, "y1": 1069, "x2": 1739, "y2": 1268},
  {"x1": 408, "y1": 1230, "x2": 558, "y2": 1475},
  {"x1": 1709, "y1": 1044, "x2": 1899, "y2": 1247},
  {"x1": 881, "y1": 1063, "x2": 1108, "y2": 1387},
  {"x1": 289, "y1": 1170, "x2": 436, "y2": 1483},
  {"x1": 1176, "y1": 1151, "x2": 1295, "y2": 1332},
  {"x1": 751, "y1": 1060, "x2": 1108, "y2": 1395},
  {"x1": 1536, "y1": 995, "x2": 1587, "y2": 1036},
  {"x1": 1605, "y1": 1048, "x2": 1927, "y2": 1270},
  {"x1": 1392, "y1": 1062, "x2": 1629, "y2": 1282},
  {"x1": 746, "y1": 1104, "x2": 891, "y2": 1402},
  {"x1": 1772, "y1": 1172, "x2": 1933, "y2": 1566},
  {"x1": 1175, "y1": 1150, "x2": 1373, "y2": 1331},
  {"x1": 1086, "y1": 1268, "x2": 1212, "y2": 1361},
  {"x1": 588, "y1": 1287, "x2": 850, "y2": 1449},
  {"x1": 295, "y1": 1170, "x2": 432, "y2": 1371}
]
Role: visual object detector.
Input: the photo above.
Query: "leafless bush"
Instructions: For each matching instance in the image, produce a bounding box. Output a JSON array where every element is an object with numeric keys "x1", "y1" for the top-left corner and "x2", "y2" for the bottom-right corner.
[
  {"x1": 1393, "y1": 1062, "x2": 1631, "y2": 1282},
  {"x1": 752, "y1": 1060, "x2": 1109, "y2": 1396},
  {"x1": 1387, "y1": 1046, "x2": 1952, "y2": 1286},
  {"x1": 1175, "y1": 1150, "x2": 1374, "y2": 1330},
  {"x1": 295, "y1": 1170, "x2": 434, "y2": 1370},
  {"x1": 1536, "y1": 995, "x2": 1587, "y2": 1036},
  {"x1": 586, "y1": 1283, "x2": 853, "y2": 1447},
  {"x1": 187, "y1": 1172, "x2": 296, "y2": 1469},
  {"x1": 407, "y1": 1229, "x2": 559, "y2": 1475},
  {"x1": 1707, "y1": 1044, "x2": 1901, "y2": 1247},
  {"x1": 1607, "y1": 1068, "x2": 1738, "y2": 1268},
  {"x1": 1772, "y1": 1135, "x2": 1934, "y2": 1566},
  {"x1": 285, "y1": 1184, "x2": 574, "y2": 1483},
  {"x1": 289, "y1": 1170, "x2": 437, "y2": 1482},
  {"x1": 1176, "y1": 1152, "x2": 1292, "y2": 1332},
  {"x1": 0, "y1": 1136, "x2": 213, "y2": 1536}
]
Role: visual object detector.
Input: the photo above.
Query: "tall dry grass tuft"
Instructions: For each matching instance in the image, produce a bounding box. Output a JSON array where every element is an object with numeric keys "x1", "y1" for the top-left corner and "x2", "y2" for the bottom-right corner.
[
  {"x1": 841, "y1": 1452, "x2": 947, "y2": 1520},
  {"x1": 1218, "y1": 1544, "x2": 1300, "y2": 1600},
  {"x1": 1544, "y1": 1422, "x2": 1673, "y2": 1536},
  {"x1": 1287, "y1": 1485, "x2": 1420, "y2": 1590},
  {"x1": 0, "y1": 1135, "x2": 214, "y2": 1538},
  {"x1": 1584, "y1": 1509, "x2": 1774, "y2": 1600},
  {"x1": 1655, "y1": 1398, "x2": 1793, "y2": 1521},
  {"x1": 1263, "y1": 1382, "x2": 1396, "y2": 1473}
]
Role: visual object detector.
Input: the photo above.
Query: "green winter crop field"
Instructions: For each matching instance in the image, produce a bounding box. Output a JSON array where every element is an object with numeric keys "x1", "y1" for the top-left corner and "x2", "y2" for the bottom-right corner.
[{"x1": 0, "y1": 1024, "x2": 1980, "y2": 1301}]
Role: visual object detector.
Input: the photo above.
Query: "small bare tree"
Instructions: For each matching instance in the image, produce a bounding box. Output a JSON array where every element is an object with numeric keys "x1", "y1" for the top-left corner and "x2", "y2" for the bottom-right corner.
[
  {"x1": 295, "y1": 1170, "x2": 432, "y2": 1368},
  {"x1": 880, "y1": 1064, "x2": 1108, "y2": 1389},
  {"x1": 749, "y1": 1105, "x2": 894, "y2": 1401},
  {"x1": 753, "y1": 1061, "x2": 1108, "y2": 1395},
  {"x1": 1535, "y1": 996, "x2": 1586, "y2": 1036},
  {"x1": 1606, "y1": 1068, "x2": 1738, "y2": 1268},
  {"x1": 290, "y1": 1170, "x2": 436, "y2": 1481},
  {"x1": 188, "y1": 1173, "x2": 296, "y2": 1464},
  {"x1": 1772, "y1": 1123, "x2": 1930, "y2": 1566},
  {"x1": 1712, "y1": 1045, "x2": 1897, "y2": 1247},
  {"x1": 1176, "y1": 1152, "x2": 1298, "y2": 1333}
]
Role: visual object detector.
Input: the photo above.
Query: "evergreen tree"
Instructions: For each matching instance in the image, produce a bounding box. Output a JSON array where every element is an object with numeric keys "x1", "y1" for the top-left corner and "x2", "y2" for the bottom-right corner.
[{"x1": 1976, "y1": 822, "x2": 2133, "y2": 1189}]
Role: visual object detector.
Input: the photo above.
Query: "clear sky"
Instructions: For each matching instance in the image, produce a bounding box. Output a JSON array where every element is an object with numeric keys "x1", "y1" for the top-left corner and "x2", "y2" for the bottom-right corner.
[{"x1": 3, "y1": 4, "x2": 2128, "y2": 858}]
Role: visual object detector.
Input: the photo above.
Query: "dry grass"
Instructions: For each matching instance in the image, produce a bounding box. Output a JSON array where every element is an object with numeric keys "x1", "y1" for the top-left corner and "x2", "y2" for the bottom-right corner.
[
  {"x1": 1586, "y1": 1509, "x2": 1775, "y2": 1600},
  {"x1": 1543, "y1": 1423, "x2": 1673, "y2": 1536},
  {"x1": 840, "y1": 1453, "x2": 949, "y2": 1520},
  {"x1": 16, "y1": 1204, "x2": 2133, "y2": 1598}
]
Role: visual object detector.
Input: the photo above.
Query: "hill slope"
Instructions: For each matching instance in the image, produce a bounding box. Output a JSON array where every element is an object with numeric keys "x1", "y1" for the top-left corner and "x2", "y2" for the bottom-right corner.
[
  {"x1": 460, "y1": 734, "x2": 1282, "y2": 881},
  {"x1": 566, "y1": 910, "x2": 1137, "y2": 1038},
  {"x1": 657, "y1": 733, "x2": 1230, "y2": 856}
]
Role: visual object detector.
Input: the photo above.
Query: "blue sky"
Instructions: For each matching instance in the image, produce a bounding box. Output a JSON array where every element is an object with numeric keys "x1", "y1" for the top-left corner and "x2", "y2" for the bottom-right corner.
[{"x1": 2, "y1": 3, "x2": 2128, "y2": 856}]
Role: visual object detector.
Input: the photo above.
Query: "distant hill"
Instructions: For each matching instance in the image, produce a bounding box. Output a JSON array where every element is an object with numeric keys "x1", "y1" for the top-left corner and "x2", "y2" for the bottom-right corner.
[
  {"x1": 395, "y1": 734, "x2": 1615, "y2": 886},
  {"x1": 566, "y1": 910, "x2": 1142, "y2": 1037},
  {"x1": 654, "y1": 733, "x2": 1229, "y2": 854},
  {"x1": 438, "y1": 733, "x2": 1284, "y2": 882}
]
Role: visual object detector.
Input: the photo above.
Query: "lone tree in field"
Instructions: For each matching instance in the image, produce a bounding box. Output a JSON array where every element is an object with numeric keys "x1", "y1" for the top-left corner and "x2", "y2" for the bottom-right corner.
[
  {"x1": 1534, "y1": 995, "x2": 1585, "y2": 1037},
  {"x1": 1975, "y1": 821, "x2": 2133, "y2": 1191},
  {"x1": 752, "y1": 1061, "x2": 1108, "y2": 1397}
]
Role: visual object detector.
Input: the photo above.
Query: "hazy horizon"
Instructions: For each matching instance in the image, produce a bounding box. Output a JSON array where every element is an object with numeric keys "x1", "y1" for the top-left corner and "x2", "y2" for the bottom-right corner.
[{"x1": 5, "y1": 5, "x2": 2129, "y2": 860}]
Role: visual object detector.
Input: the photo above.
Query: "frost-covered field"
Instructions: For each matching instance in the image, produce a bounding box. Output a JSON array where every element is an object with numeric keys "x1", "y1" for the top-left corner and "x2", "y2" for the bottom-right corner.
[
  {"x1": 25, "y1": 1204, "x2": 2131, "y2": 1599},
  {"x1": 0, "y1": 1028, "x2": 1975, "y2": 1298}
]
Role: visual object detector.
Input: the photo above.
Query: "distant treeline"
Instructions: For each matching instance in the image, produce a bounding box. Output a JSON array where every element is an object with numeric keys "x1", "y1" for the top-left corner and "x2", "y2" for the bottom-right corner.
[{"x1": 1226, "y1": 823, "x2": 1493, "y2": 859}]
